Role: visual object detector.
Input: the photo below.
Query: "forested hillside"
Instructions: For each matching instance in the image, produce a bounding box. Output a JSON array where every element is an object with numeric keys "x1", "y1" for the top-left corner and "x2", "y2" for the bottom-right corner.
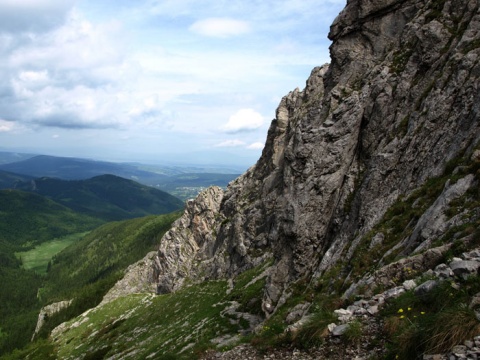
[
  {"x1": 0, "y1": 211, "x2": 180, "y2": 356},
  {"x1": 13, "y1": 174, "x2": 184, "y2": 221}
]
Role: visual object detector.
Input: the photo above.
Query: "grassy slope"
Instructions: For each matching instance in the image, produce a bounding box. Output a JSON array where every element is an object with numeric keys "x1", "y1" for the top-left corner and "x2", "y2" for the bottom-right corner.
[
  {"x1": 32, "y1": 212, "x2": 182, "y2": 339},
  {"x1": 5, "y1": 262, "x2": 270, "y2": 360},
  {"x1": 0, "y1": 188, "x2": 181, "y2": 356},
  {"x1": 15, "y1": 232, "x2": 89, "y2": 274}
]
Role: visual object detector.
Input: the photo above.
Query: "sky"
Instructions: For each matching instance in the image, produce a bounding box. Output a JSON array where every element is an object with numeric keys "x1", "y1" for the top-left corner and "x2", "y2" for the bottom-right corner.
[{"x1": 0, "y1": 0, "x2": 346, "y2": 169}]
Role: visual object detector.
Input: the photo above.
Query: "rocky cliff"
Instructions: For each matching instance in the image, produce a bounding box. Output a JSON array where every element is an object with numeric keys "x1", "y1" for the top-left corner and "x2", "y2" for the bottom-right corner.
[
  {"x1": 44, "y1": 0, "x2": 480, "y2": 358},
  {"x1": 111, "y1": 0, "x2": 480, "y2": 314}
]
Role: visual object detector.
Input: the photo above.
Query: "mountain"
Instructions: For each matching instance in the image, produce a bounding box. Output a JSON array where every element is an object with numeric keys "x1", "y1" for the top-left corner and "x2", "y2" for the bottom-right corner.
[
  {"x1": 13, "y1": 174, "x2": 184, "y2": 221},
  {"x1": 0, "y1": 154, "x2": 240, "y2": 200},
  {"x1": 0, "y1": 155, "x2": 168, "y2": 182},
  {"x1": 0, "y1": 190, "x2": 102, "y2": 248},
  {"x1": 7, "y1": 0, "x2": 480, "y2": 359},
  {"x1": 0, "y1": 170, "x2": 33, "y2": 189},
  {"x1": 0, "y1": 151, "x2": 35, "y2": 165}
]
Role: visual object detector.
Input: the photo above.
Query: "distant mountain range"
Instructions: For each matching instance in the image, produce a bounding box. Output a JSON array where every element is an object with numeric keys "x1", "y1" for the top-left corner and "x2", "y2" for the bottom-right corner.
[
  {"x1": 0, "y1": 155, "x2": 168, "y2": 182},
  {"x1": 0, "y1": 153, "x2": 241, "y2": 200},
  {"x1": 11, "y1": 174, "x2": 184, "y2": 221}
]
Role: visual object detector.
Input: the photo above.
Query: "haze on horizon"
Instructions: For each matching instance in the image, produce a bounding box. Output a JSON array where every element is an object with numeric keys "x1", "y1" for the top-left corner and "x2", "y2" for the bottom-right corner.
[{"x1": 0, "y1": 0, "x2": 345, "y2": 169}]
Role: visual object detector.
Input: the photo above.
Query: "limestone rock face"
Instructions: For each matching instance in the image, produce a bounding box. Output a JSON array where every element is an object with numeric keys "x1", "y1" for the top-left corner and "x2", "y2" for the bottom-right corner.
[
  {"x1": 32, "y1": 300, "x2": 72, "y2": 340},
  {"x1": 153, "y1": 186, "x2": 224, "y2": 294},
  {"x1": 113, "y1": 0, "x2": 480, "y2": 315}
]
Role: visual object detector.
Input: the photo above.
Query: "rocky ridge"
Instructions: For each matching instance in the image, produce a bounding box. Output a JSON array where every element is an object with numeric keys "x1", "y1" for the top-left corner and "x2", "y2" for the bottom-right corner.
[
  {"x1": 109, "y1": 0, "x2": 480, "y2": 312},
  {"x1": 86, "y1": 0, "x2": 480, "y2": 357}
]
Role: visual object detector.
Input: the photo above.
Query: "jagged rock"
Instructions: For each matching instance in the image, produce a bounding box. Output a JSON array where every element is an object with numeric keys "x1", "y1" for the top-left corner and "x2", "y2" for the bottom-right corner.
[
  {"x1": 414, "y1": 280, "x2": 439, "y2": 297},
  {"x1": 435, "y1": 263, "x2": 454, "y2": 279},
  {"x1": 112, "y1": 0, "x2": 480, "y2": 334},
  {"x1": 403, "y1": 279, "x2": 417, "y2": 290},
  {"x1": 449, "y1": 260, "x2": 480, "y2": 280},
  {"x1": 334, "y1": 308, "x2": 353, "y2": 323},
  {"x1": 101, "y1": 251, "x2": 158, "y2": 305},
  {"x1": 408, "y1": 175, "x2": 476, "y2": 254},
  {"x1": 331, "y1": 324, "x2": 349, "y2": 337},
  {"x1": 285, "y1": 302, "x2": 311, "y2": 324},
  {"x1": 154, "y1": 186, "x2": 225, "y2": 294},
  {"x1": 469, "y1": 293, "x2": 480, "y2": 309},
  {"x1": 32, "y1": 300, "x2": 72, "y2": 340}
]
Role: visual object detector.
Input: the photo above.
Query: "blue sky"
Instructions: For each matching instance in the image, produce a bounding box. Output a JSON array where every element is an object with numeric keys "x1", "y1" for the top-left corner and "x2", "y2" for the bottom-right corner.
[{"x1": 0, "y1": 0, "x2": 345, "y2": 169}]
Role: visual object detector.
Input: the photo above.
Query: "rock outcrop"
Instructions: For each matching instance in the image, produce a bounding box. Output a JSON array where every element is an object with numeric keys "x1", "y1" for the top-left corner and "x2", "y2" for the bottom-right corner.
[
  {"x1": 32, "y1": 300, "x2": 72, "y2": 340},
  {"x1": 110, "y1": 0, "x2": 480, "y2": 320}
]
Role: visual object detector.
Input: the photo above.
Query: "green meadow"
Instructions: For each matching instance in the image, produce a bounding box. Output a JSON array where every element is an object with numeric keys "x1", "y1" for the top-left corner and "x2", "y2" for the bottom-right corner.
[{"x1": 15, "y1": 232, "x2": 89, "y2": 274}]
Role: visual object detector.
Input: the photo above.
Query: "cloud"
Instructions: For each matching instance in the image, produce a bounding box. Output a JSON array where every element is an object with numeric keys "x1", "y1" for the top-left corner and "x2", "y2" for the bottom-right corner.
[
  {"x1": 215, "y1": 139, "x2": 246, "y2": 147},
  {"x1": 221, "y1": 109, "x2": 264, "y2": 133},
  {"x1": 0, "y1": 0, "x2": 76, "y2": 34},
  {"x1": 0, "y1": 119, "x2": 15, "y2": 132},
  {"x1": 189, "y1": 18, "x2": 250, "y2": 38},
  {"x1": 247, "y1": 142, "x2": 264, "y2": 150}
]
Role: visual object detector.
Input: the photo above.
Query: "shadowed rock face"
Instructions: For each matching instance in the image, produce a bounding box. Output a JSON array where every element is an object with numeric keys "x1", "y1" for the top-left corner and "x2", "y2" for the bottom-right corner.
[{"x1": 110, "y1": 0, "x2": 480, "y2": 316}]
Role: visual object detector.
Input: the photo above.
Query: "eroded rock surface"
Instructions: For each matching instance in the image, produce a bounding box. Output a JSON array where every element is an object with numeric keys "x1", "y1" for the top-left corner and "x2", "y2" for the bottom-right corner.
[{"x1": 112, "y1": 0, "x2": 480, "y2": 319}]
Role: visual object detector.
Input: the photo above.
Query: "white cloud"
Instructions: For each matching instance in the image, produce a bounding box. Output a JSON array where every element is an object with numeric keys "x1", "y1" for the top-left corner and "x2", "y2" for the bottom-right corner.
[
  {"x1": 189, "y1": 18, "x2": 250, "y2": 38},
  {"x1": 0, "y1": 0, "x2": 347, "y2": 166},
  {"x1": 215, "y1": 139, "x2": 246, "y2": 147},
  {"x1": 0, "y1": 119, "x2": 14, "y2": 132},
  {"x1": 247, "y1": 142, "x2": 264, "y2": 150},
  {"x1": 221, "y1": 109, "x2": 264, "y2": 133}
]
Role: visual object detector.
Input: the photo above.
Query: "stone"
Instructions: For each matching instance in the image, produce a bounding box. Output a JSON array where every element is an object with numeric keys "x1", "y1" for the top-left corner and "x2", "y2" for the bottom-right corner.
[
  {"x1": 331, "y1": 324, "x2": 349, "y2": 336},
  {"x1": 434, "y1": 263, "x2": 454, "y2": 279},
  {"x1": 367, "y1": 305, "x2": 379, "y2": 316},
  {"x1": 32, "y1": 300, "x2": 73, "y2": 340},
  {"x1": 384, "y1": 287, "x2": 406, "y2": 299},
  {"x1": 327, "y1": 323, "x2": 337, "y2": 332},
  {"x1": 415, "y1": 280, "x2": 438, "y2": 297},
  {"x1": 369, "y1": 233, "x2": 384, "y2": 249},
  {"x1": 449, "y1": 260, "x2": 480, "y2": 280},
  {"x1": 286, "y1": 302, "x2": 311, "y2": 324},
  {"x1": 452, "y1": 345, "x2": 467, "y2": 355},
  {"x1": 403, "y1": 279, "x2": 417, "y2": 290}
]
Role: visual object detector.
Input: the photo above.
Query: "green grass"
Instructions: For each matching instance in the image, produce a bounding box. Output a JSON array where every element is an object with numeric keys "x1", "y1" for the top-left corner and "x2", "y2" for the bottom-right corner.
[
  {"x1": 15, "y1": 232, "x2": 88, "y2": 274},
  {"x1": 382, "y1": 276, "x2": 480, "y2": 359},
  {"x1": 9, "y1": 261, "x2": 272, "y2": 359}
]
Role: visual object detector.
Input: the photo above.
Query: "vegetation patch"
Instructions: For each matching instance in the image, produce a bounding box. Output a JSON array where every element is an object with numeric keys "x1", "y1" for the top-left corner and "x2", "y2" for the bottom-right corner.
[
  {"x1": 348, "y1": 152, "x2": 480, "y2": 282},
  {"x1": 6, "y1": 261, "x2": 274, "y2": 359},
  {"x1": 15, "y1": 232, "x2": 89, "y2": 274},
  {"x1": 382, "y1": 275, "x2": 480, "y2": 359}
]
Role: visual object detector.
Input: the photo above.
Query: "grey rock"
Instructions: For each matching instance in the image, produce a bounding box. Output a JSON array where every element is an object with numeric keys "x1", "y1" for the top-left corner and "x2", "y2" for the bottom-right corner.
[
  {"x1": 450, "y1": 260, "x2": 480, "y2": 280},
  {"x1": 331, "y1": 323, "x2": 349, "y2": 336},
  {"x1": 367, "y1": 305, "x2": 379, "y2": 316},
  {"x1": 32, "y1": 300, "x2": 72, "y2": 341},
  {"x1": 286, "y1": 302, "x2": 311, "y2": 324},
  {"x1": 106, "y1": 0, "x2": 480, "y2": 327},
  {"x1": 415, "y1": 280, "x2": 438, "y2": 297},
  {"x1": 383, "y1": 287, "x2": 406, "y2": 300},
  {"x1": 369, "y1": 232, "x2": 384, "y2": 249},
  {"x1": 452, "y1": 345, "x2": 467, "y2": 355},
  {"x1": 403, "y1": 279, "x2": 417, "y2": 290},
  {"x1": 435, "y1": 263, "x2": 454, "y2": 279}
]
